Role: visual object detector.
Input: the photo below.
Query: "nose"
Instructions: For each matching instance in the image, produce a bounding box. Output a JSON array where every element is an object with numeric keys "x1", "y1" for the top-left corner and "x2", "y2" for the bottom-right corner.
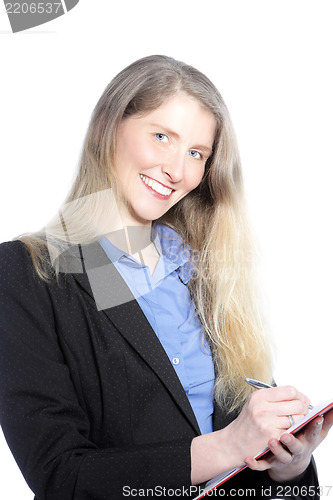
[{"x1": 161, "y1": 150, "x2": 185, "y2": 184}]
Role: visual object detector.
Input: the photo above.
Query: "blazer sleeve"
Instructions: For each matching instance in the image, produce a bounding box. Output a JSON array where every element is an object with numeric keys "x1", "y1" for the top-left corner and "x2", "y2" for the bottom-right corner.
[{"x1": 0, "y1": 241, "x2": 192, "y2": 500}]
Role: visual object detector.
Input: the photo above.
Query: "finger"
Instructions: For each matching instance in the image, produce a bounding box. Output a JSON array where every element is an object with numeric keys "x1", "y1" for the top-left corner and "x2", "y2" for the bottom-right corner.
[
  {"x1": 279, "y1": 433, "x2": 304, "y2": 456},
  {"x1": 269, "y1": 414, "x2": 309, "y2": 431},
  {"x1": 264, "y1": 386, "x2": 311, "y2": 406},
  {"x1": 278, "y1": 414, "x2": 309, "y2": 430},
  {"x1": 244, "y1": 455, "x2": 272, "y2": 472},
  {"x1": 274, "y1": 400, "x2": 309, "y2": 417},
  {"x1": 267, "y1": 438, "x2": 295, "y2": 464}
]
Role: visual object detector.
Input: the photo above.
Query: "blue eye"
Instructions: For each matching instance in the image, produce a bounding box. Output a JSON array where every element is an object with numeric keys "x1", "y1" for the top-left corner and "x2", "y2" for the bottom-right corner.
[
  {"x1": 188, "y1": 150, "x2": 202, "y2": 159},
  {"x1": 155, "y1": 133, "x2": 168, "y2": 142}
]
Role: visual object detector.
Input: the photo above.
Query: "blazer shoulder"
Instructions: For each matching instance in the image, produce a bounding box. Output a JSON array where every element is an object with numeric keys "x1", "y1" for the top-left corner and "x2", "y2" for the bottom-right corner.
[
  {"x1": 0, "y1": 239, "x2": 32, "y2": 271},
  {"x1": 0, "y1": 240, "x2": 48, "y2": 291},
  {"x1": 0, "y1": 239, "x2": 28, "y2": 253}
]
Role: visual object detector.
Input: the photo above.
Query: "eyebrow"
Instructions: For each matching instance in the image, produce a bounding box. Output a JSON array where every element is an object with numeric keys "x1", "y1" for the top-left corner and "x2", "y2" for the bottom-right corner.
[{"x1": 149, "y1": 123, "x2": 213, "y2": 157}]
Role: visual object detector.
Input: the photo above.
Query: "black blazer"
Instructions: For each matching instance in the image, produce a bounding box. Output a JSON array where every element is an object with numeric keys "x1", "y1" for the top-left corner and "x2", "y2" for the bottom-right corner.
[{"x1": 0, "y1": 240, "x2": 318, "y2": 499}]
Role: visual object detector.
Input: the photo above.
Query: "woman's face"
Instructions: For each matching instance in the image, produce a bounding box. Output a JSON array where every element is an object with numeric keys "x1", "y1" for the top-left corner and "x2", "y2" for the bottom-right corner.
[{"x1": 113, "y1": 92, "x2": 216, "y2": 226}]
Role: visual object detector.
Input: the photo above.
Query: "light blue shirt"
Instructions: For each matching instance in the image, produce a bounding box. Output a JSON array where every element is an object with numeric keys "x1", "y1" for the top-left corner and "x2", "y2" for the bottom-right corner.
[{"x1": 99, "y1": 224, "x2": 215, "y2": 435}]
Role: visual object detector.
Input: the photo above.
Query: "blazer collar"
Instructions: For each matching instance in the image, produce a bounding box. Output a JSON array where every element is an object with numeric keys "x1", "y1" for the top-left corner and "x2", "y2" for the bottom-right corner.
[{"x1": 59, "y1": 241, "x2": 201, "y2": 436}]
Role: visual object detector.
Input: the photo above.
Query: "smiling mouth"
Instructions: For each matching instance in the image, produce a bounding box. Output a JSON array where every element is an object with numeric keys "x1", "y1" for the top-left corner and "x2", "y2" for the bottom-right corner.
[{"x1": 139, "y1": 174, "x2": 173, "y2": 197}]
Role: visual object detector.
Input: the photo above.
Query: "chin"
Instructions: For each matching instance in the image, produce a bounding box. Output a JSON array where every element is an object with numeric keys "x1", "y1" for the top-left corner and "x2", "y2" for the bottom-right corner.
[
  {"x1": 129, "y1": 200, "x2": 174, "y2": 225},
  {"x1": 135, "y1": 211, "x2": 167, "y2": 225}
]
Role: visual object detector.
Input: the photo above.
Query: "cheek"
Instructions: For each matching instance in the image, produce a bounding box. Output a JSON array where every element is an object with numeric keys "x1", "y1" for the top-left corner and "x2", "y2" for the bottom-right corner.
[
  {"x1": 185, "y1": 166, "x2": 205, "y2": 191},
  {"x1": 124, "y1": 139, "x2": 159, "y2": 171}
]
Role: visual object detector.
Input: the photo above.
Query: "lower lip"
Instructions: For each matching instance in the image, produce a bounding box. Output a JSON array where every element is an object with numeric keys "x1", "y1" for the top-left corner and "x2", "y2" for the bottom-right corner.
[{"x1": 140, "y1": 177, "x2": 174, "y2": 200}]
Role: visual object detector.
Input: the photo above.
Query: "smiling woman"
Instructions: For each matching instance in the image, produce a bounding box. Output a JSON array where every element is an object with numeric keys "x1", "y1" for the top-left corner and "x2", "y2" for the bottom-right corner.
[{"x1": 0, "y1": 55, "x2": 331, "y2": 500}]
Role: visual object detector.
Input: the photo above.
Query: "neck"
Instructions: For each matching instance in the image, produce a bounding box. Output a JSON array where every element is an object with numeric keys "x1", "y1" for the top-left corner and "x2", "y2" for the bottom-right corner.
[
  {"x1": 103, "y1": 199, "x2": 160, "y2": 273},
  {"x1": 106, "y1": 223, "x2": 160, "y2": 275}
]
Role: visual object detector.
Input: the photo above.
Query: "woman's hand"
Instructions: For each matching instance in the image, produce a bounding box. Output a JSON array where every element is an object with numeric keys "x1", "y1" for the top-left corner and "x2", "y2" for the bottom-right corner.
[
  {"x1": 190, "y1": 385, "x2": 310, "y2": 485},
  {"x1": 226, "y1": 386, "x2": 310, "y2": 466},
  {"x1": 244, "y1": 408, "x2": 333, "y2": 482}
]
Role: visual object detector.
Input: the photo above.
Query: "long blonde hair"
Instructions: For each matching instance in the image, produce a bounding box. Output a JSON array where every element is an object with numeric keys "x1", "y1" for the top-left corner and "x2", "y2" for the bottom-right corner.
[{"x1": 18, "y1": 55, "x2": 273, "y2": 412}]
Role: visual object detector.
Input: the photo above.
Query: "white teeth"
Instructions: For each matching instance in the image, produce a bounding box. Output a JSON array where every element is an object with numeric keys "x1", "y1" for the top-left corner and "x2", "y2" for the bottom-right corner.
[{"x1": 140, "y1": 174, "x2": 172, "y2": 196}]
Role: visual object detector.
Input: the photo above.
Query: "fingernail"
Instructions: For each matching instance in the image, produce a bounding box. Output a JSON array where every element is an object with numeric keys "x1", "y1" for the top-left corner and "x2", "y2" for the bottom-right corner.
[
  {"x1": 284, "y1": 435, "x2": 292, "y2": 444},
  {"x1": 316, "y1": 416, "x2": 324, "y2": 425}
]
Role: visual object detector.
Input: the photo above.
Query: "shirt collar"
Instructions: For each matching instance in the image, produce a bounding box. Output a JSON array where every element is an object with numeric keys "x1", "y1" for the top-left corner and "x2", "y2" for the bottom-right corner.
[
  {"x1": 99, "y1": 226, "x2": 160, "y2": 267},
  {"x1": 99, "y1": 224, "x2": 195, "y2": 284},
  {"x1": 152, "y1": 224, "x2": 194, "y2": 284}
]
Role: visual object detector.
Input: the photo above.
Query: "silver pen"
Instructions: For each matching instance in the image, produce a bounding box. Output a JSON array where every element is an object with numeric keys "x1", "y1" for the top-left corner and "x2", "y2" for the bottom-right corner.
[{"x1": 245, "y1": 377, "x2": 314, "y2": 410}]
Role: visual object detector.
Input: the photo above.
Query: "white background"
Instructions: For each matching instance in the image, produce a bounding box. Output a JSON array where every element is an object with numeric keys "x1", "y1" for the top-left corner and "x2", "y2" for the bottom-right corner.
[{"x1": 0, "y1": 1, "x2": 332, "y2": 497}]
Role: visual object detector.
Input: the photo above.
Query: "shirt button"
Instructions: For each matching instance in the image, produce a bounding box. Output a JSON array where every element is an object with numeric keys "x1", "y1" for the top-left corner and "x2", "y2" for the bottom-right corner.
[{"x1": 172, "y1": 357, "x2": 180, "y2": 365}]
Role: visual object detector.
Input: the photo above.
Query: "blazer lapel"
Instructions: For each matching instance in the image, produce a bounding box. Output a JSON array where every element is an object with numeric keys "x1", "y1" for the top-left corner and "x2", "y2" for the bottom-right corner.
[
  {"x1": 61, "y1": 241, "x2": 201, "y2": 436},
  {"x1": 104, "y1": 298, "x2": 201, "y2": 435}
]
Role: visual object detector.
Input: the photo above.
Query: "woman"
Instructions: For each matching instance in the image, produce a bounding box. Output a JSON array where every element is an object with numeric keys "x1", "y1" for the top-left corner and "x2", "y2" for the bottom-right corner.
[{"x1": 0, "y1": 55, "x2": 331, "y2": 499}]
